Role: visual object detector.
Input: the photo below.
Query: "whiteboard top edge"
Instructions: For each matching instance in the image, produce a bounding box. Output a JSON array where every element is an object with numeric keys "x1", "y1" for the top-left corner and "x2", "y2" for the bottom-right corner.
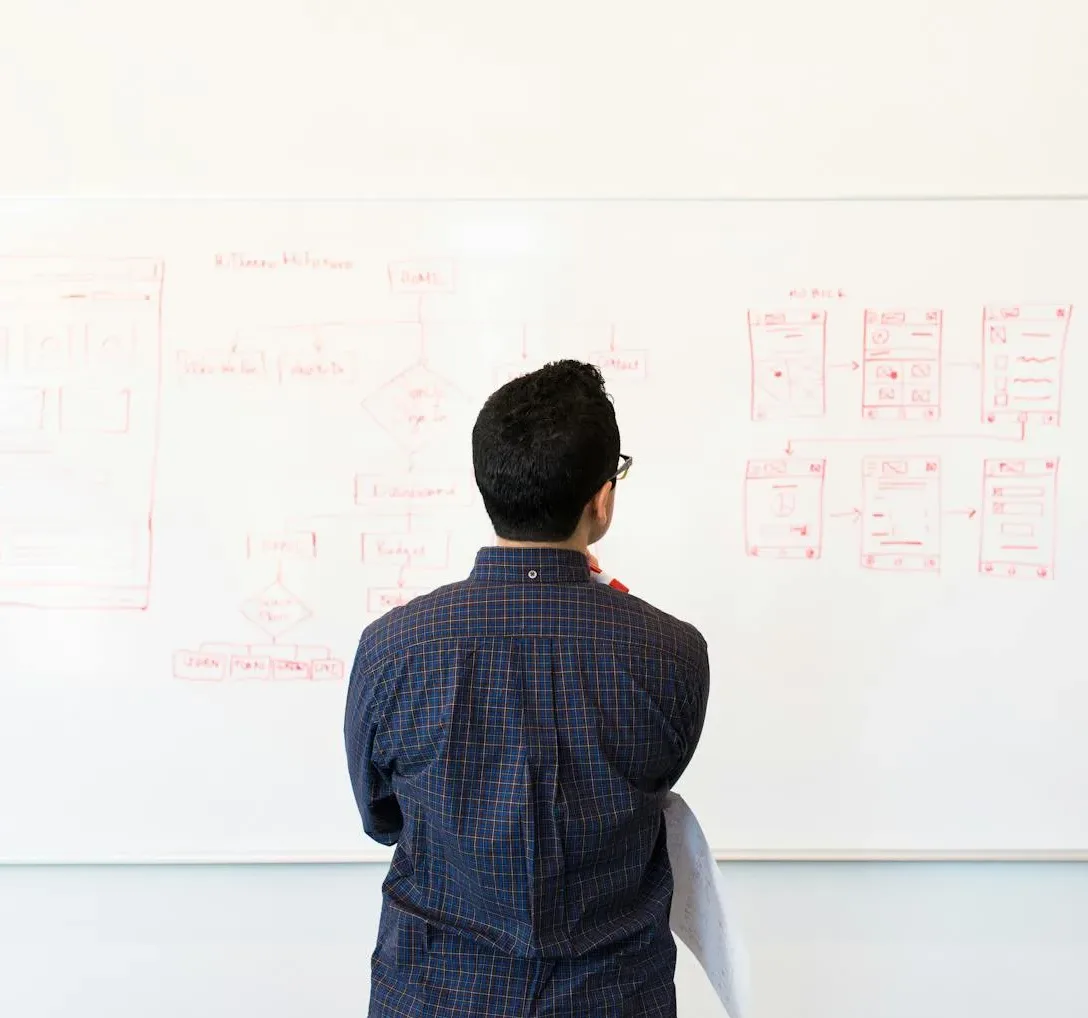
[
  {"x1": 5, "y1": 851, "x2": 1088, "y2": 866},
  {"x1": 1, "y1": 194, "x2": 1088, "y2": 204}
]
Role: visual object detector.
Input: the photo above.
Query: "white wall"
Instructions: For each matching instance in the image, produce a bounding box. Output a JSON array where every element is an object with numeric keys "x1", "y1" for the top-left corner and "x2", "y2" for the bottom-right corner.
[
  {"x1": 2, "y1": 861, "x2": 1087, "y2": 1017},
  {"x1": 2, "y1": 0, "x2": 1086, "y2": 199},
  {"x1": 3, "y1": 2, "x2": 1087, "y2": 1015}
]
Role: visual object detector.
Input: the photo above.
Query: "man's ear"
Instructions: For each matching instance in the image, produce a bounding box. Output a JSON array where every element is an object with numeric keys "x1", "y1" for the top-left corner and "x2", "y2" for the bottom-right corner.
[{"x1": 589, "y1": 481, "x2": 612, "y2": 521}]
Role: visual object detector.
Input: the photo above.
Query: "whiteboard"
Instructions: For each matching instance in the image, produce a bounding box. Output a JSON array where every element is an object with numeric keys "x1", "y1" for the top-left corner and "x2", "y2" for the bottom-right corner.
[{"x1": 0, "y1": 197, "x2": 1085, "y2": 863}]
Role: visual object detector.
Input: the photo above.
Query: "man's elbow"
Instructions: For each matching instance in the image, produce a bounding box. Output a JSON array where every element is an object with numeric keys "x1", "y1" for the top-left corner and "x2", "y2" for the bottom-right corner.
[
  {"x1": 363, "y1": 796, "x2": 404, "y2": 846},
  {"x1": 365, "y1": 825, "x2": 402, "y2": 848}
]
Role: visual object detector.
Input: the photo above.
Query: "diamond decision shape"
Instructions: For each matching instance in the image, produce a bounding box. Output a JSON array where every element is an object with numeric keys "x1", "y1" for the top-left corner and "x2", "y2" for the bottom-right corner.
[
  {"x1": 241, "y1": 581, "x2": 312, "y2": 639},
  {"x1": 362, "y1": 363, "x2": 468, "y2": 452}
]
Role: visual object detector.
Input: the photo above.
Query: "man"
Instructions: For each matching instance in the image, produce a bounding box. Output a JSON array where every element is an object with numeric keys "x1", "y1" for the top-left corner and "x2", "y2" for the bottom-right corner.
[{"x1": 344, "y1": 359, "x2": 710, "y2": 1017}]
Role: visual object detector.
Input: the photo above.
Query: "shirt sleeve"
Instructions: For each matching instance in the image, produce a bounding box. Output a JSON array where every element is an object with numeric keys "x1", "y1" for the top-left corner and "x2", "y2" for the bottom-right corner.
[
  {"x1": 666, "y1": 626, "x2": 711, "y2": 789},
  {"x1": 343, "y1": 635, "x2": 403, "y2": 845}
]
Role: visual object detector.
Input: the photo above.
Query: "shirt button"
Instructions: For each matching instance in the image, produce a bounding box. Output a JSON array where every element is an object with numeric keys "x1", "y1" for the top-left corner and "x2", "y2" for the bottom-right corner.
[{"x1": 527, "y1": 569, "x2": 538, "y2": 579}]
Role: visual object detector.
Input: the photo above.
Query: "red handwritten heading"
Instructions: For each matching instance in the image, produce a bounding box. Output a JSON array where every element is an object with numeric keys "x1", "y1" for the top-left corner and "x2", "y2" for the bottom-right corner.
[
  {"x1": 789, "y1": 288, "x2": 847, "y2": 299},
  {"x1": 214, "y1": 252, "x2": 354, "y2": 271}
]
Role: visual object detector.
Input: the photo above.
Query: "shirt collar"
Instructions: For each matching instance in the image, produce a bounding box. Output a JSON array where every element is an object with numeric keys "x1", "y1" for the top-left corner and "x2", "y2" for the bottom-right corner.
[{"x1": 470, "y1": 545, "x2": 592, "y2": 584}]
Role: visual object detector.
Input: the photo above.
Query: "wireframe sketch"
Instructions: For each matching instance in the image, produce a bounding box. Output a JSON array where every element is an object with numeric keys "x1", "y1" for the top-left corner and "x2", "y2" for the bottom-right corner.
[
  {"x1": 861, "y1": 309, "x2": 942, "y2": 420},
  {"x1": 748, "y1": 311, "x2": 826, "y2": 421},
  {"x1": 0, "y1": 257, "x2": 163, "y2": 609},
  {"x1": 860, "y1": 456, "x2": 941, "y2": 572},
  {"x1": 978, "y1": 457, "x2": 1059, "y2": 579},
  {"x1": 744, "y1": 458, "x2": 825, "y2": 559},
  {"x1": 981, "y1": 305, "x2": 1071, "y2": 425}
]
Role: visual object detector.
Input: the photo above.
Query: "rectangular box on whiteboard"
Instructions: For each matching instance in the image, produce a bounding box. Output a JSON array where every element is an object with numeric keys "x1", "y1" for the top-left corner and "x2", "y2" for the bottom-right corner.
[
  {"x1": 368, "y1": 586, "x2": 428, "y2": 613},
  {"x1": 744, "y1": 458, "x2": 825, "y2": 560},
  {"x1": 748, "y1": 310, "x2": 826, "y2": 421},
  {"x1": 387, "y1": 259, "x2": 456, "y2": 293},
  {"x1": 0, "y1": 386, "x2": 46, "y2": 431},
  {"x1": 979, "y1": 458, "x2": 1059, "y2": 580},
  {"x1": 361, "y1": 531, "x2": 451, "y2": 568},
  {"x1": 354, "y1": 473, "x2": 472, "y2": 510},
  {"x1": 860, "y1": 456, "x2": 941, "y2": 572},
  {"x1": 59, "y1": 387, "x2": 131, "y2": 433},
  {"x1": 0, "y1": 257, "x2": 162, "y2": 610},
  {"x1": 981, "y1": 304, "x2": 1070, "y2": 425},
  {"x1": 862, "y1": 309, "x2": 942, "y2": 421}
]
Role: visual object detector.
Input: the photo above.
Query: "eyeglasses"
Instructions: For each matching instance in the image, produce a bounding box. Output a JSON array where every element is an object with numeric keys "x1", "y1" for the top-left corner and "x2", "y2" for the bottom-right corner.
[{"x1": 607, "y1": 454, "x2": 633, "y2": 486}]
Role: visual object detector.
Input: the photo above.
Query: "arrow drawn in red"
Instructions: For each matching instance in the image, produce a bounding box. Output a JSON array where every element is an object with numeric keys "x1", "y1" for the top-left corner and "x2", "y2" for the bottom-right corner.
[
  {"x1": 944, "y1": 508, "x2": 978, "y2": 519},
  {"x1": 830, "y1": 508, "x2": 862, "y2": 522},
  {"x1": 829, "y1": 360, "x2": 860, "y2": 371}
]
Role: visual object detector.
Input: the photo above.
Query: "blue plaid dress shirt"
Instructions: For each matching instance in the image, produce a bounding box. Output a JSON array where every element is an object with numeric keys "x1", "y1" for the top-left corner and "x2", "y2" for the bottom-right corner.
[{"x1": 345, "y1": 546, "x2": 710, "y2": 1017}]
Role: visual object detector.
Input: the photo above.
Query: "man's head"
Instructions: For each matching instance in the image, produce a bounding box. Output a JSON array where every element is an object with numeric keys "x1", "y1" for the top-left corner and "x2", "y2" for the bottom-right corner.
[{"x1": 472, "y1": 359, "x2": 625, "y2": 547}]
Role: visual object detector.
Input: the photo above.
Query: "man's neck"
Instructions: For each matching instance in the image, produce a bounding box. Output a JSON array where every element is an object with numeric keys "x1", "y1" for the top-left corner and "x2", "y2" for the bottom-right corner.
[{"x1": 495, "y1": 536, "x2": 589, "y2": 556}]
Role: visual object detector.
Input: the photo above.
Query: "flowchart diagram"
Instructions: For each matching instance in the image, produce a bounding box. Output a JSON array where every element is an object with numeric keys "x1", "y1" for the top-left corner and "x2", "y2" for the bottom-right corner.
[
  {"x1": 0, "y1": 244, "x2": 1075, "y2": 695},
  {"x1": 745, "y1": 304, "x2": 1071, "y2": 579},
  {"x1": 170, "y1": 257, "x2": 647, "y2": 683}
]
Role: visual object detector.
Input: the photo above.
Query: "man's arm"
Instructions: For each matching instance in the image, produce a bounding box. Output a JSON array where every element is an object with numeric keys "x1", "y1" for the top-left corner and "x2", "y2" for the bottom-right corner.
[
  {"x1": 666, "y1": 626, "x2": 711, "y2": 789},
  {"x1": 343, "y1": 636, "x2": 403, "y2": 845}
]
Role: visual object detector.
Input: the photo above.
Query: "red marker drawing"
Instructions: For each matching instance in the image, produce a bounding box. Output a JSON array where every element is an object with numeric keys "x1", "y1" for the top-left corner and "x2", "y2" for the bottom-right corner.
[{"x1": 588, "y1": 560, "x2": 630, "y2": 593}]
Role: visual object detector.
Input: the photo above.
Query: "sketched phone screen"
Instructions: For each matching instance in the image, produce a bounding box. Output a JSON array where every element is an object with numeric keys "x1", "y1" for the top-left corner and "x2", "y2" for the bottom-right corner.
[{"x1": 0, "y1": 258, "x2": 162, "y2": 610}]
